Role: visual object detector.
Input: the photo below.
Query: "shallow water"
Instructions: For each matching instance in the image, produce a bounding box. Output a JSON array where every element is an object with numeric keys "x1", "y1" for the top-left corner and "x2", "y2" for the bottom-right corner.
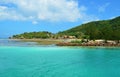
[{"x1": 0, "y1": 40, "x2": 120, "y2": 77}]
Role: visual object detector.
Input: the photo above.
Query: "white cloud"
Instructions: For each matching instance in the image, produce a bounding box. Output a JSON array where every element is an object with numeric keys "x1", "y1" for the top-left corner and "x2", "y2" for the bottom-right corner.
[
  {"x1": 0, "y1": 0, "x2": 98, "y2": 23},
  {"x1": 32, "y1": 21, "x2": 38, "y2": 25},
  {"x1": 98, "y1": 3, "x2": 110, "y2": 12},
  {"x1": 0, "y1": 6, "x2": 26, "y2": 20}
]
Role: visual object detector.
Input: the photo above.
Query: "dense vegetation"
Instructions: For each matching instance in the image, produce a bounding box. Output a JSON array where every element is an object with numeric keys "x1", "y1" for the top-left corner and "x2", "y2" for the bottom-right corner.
[
  {"x1": 11, "y1": 16, "x2": 120, "y2": 42},
  {"x1": 11, "y1": 31, "x2": 54, "y2": 39},
  {"x1": 58, "y1": 16, "x2": 120, "y2": 41}
]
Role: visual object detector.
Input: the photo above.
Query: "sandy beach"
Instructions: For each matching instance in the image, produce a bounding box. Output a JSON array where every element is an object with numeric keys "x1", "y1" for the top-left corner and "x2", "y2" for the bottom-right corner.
[{"x1": 10, "y1": 39, "x2": 69, "y2": 45}]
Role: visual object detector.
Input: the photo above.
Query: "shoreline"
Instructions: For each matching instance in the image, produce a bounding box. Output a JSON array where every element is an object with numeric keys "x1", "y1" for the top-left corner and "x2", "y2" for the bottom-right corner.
[
  {"x1": 56, "y1": 42, "x2": 120, "y2": 47},
  {"x1": 9, "y1": 39, "x2": 64, "y2": 45},
  {"x1": 8, "y1": 39, "x2": 120, "y2": 47}
]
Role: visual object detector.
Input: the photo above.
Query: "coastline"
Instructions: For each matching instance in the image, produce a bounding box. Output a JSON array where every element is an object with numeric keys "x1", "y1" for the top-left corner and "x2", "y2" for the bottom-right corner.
[
  {"x1": 56, "y1": 42, "x2": 120, "y2": 47},
  {"x1": 8, "y1": 39, "x2": 120, "y2": 47},
  {"x1": 10, "y1": 39, "x2": 64, "y2": 45}
]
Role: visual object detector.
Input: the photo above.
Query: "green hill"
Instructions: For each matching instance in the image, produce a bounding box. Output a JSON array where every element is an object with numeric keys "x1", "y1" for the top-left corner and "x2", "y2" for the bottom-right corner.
[
  {"x1": 58, "y1": 16, "x2": 120, "y2": 41},
  {"x1": 10, "y1": 31, "x2": 54, "y2": 39},
  {"x1": 10, "y1": 16, "x2": 120, "y2": 41}
]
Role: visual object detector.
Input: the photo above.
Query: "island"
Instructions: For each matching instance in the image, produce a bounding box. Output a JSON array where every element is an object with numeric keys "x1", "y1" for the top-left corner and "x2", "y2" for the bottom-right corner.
[{"x1": 9, "y1": 16, "x2": 120, "y2": 46}]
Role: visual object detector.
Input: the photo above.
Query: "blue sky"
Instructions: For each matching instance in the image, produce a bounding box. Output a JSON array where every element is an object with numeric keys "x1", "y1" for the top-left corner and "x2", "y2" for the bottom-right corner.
[{"x1": 0, "y1": 0, "x2": 120, "y2": 38}]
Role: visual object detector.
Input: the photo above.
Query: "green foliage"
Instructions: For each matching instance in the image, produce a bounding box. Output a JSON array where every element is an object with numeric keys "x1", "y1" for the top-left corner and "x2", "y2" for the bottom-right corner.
[
  {"x1": 58, "y1": 16, "x2": 120, "y2": 40},
  {"x1": 58, "y1": 31, "x2": 84, "y2": 39},
  {"x1": 11, "y1": 31, "x2": 54, "y2": 39},
  {"x1": 70, "y1": 40, "x2": 82, "y2": 44}
]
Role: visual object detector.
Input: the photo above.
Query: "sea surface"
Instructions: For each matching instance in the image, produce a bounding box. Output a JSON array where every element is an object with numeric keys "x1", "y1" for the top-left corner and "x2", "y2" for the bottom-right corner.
[{"x1": 0, "y1": 39, "x2": 120, "y2": 77}]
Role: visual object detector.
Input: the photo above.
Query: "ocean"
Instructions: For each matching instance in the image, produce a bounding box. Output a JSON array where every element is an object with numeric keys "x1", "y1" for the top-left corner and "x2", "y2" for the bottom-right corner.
[{"x1": 0, "y1": 39, "x2": 120, "y2": 77}]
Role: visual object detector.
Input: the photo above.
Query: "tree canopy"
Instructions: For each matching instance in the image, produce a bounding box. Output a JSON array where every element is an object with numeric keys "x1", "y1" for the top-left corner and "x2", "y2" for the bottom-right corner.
[
  {"x1": 11, "y1": 31, "x2": 54, "y2": 39},
  {"x1": 58, "y1": 16, "x2": 120, "y2": 40}
]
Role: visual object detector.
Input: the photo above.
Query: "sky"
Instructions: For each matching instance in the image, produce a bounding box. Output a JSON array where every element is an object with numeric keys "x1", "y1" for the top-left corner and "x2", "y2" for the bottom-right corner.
[{"x1": 0, "y1": 0, "x2": 120, "y2": 38}]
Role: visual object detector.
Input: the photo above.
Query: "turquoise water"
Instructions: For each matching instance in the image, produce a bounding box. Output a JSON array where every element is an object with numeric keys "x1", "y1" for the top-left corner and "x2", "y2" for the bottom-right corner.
[{"x1": 0, "y1": 40, "x2": 120, "y2": 77}]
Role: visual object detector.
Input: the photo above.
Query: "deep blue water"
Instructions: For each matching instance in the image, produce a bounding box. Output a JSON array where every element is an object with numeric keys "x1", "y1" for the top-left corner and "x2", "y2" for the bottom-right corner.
[{"x1": 0, "y1": 40, "x2": 120, "y2": 77}]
